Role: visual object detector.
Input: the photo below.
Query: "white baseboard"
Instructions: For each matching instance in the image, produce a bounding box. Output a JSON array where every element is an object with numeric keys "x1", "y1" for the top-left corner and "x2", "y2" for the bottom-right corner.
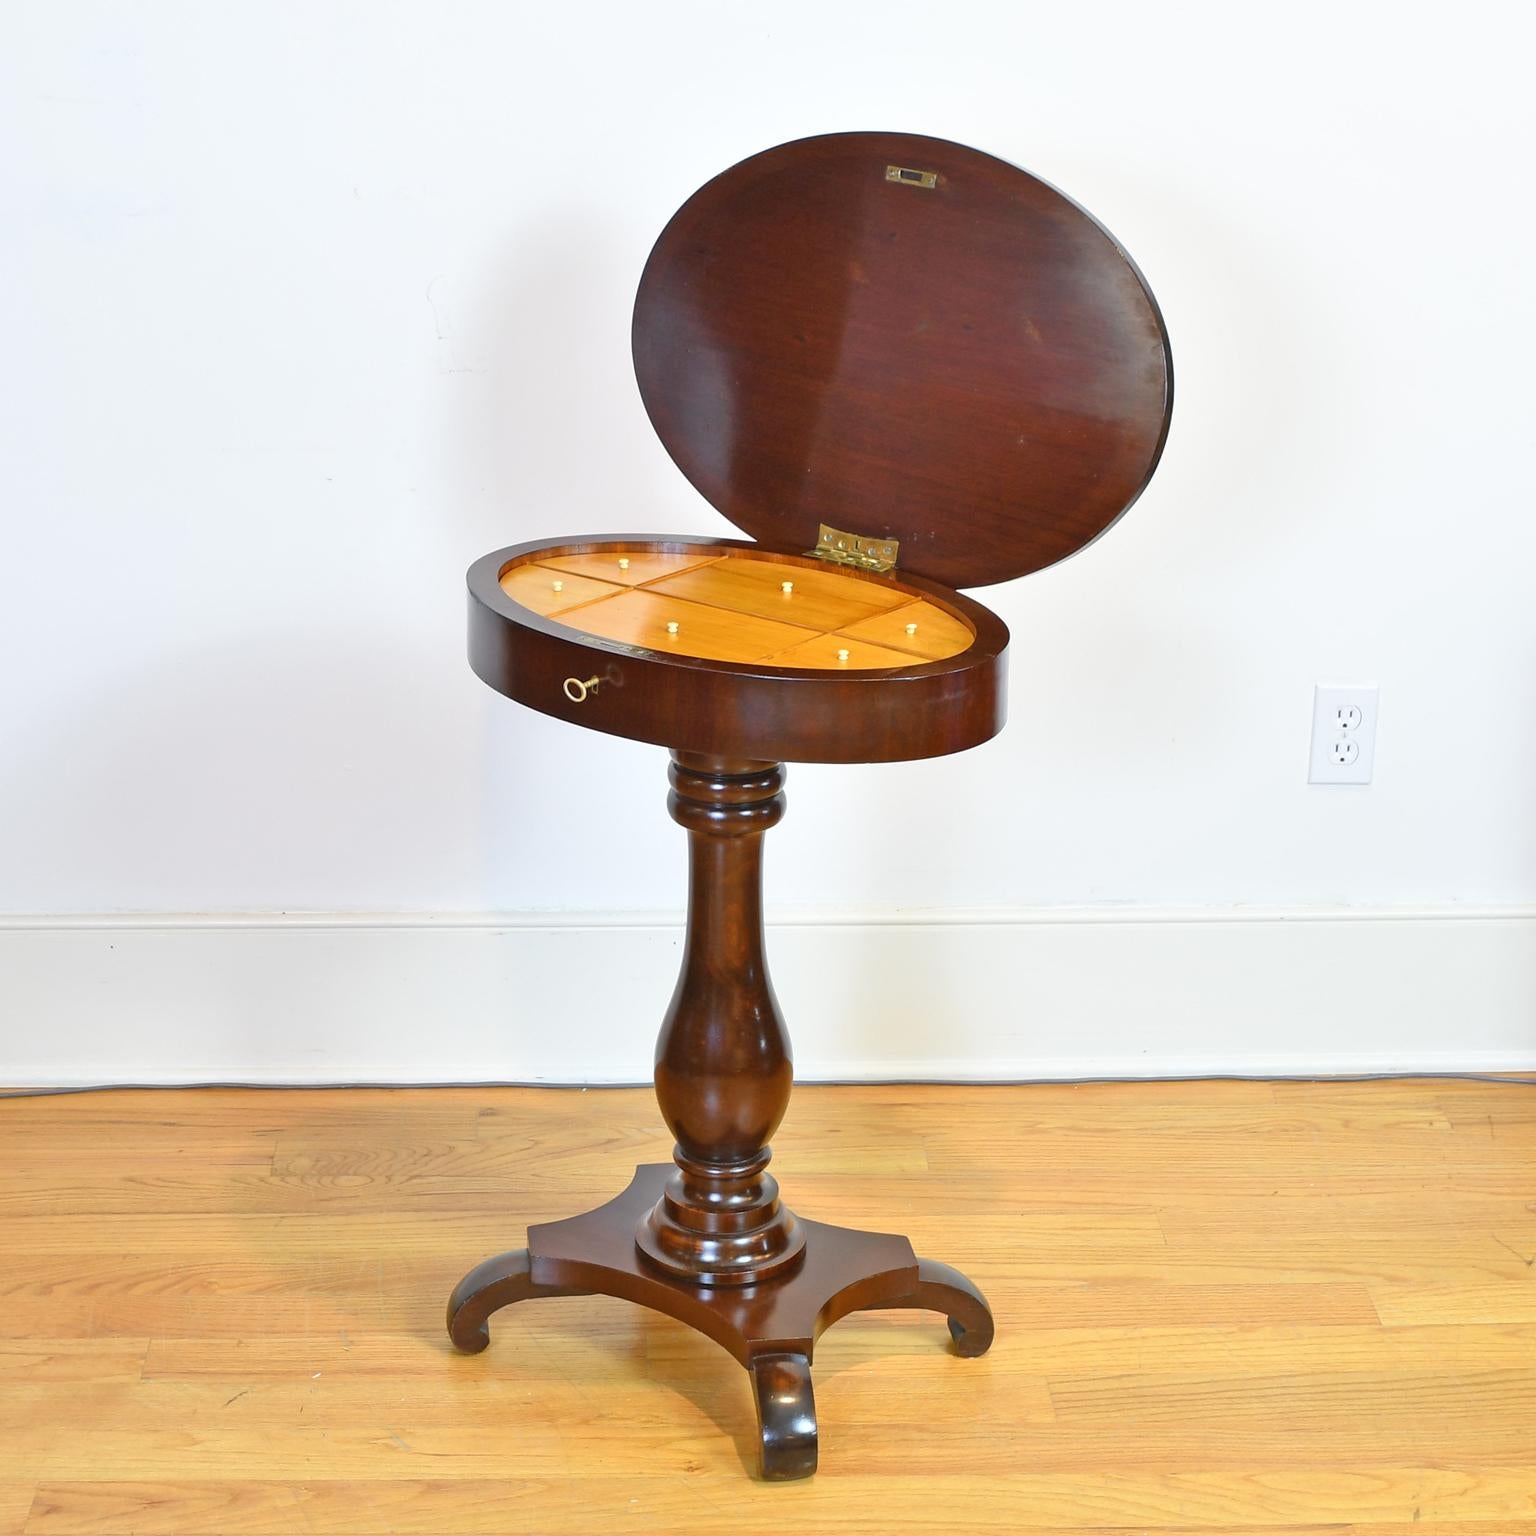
[{"x1": 2, "y1": 907, "x2": 1534, "y2": 1086}]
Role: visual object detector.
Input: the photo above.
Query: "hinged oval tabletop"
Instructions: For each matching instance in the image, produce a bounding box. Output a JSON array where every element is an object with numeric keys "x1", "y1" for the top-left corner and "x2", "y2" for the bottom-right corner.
[{"x1": 632, "y1": 130, "x2": 1173, "y2": 590}]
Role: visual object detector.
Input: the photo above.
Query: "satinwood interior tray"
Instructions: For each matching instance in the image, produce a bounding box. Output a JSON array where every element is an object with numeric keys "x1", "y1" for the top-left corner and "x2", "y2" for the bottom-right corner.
[{"x1": 503, "y1": 543, "x2": 975, "y2": 668}]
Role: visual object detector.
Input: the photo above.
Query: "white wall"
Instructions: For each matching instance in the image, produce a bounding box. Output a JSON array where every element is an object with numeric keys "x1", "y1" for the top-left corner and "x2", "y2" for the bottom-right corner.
[{"x1": 2, "y1": 3, "x2": 1534, "y2": 1081}]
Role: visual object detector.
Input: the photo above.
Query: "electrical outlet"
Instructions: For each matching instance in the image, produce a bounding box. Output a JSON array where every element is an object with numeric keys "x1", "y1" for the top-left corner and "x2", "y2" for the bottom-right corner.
[{"x1": 1309, "y1": 685, "x2": 1378, "y2": 784}]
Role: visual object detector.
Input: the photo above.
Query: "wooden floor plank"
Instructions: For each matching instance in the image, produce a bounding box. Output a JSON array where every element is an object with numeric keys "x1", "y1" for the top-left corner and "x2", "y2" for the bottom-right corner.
[
  {"x1": 966, "y1": 1321, "x2": 1536, "y2": 1375},
  {"x1": 0, "y1": 1486, "x2": 34, "y2": 1536},
  {"x1": 1157, "y1": 1192, "x2": 1536, "y2": 1243},
  {"x1": 2, "y1": 1081, "x2": 1535, "y2": 1533},
  {"x1": 1369, "y1": 1281, "x2": 1536, "y2": 1326},
  {"x1": 21, "y1": 1472, "x2": 1536, "y2": 1534}
]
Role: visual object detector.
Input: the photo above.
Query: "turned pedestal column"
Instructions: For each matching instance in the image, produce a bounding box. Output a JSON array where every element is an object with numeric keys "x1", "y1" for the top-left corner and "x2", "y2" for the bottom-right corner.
[
  {"x1": 446, "y1": 750, "x2": 994, "y2": 1480},
  {"x1": 636, "y1": 753, "x2": 804, "y2": 1285}
]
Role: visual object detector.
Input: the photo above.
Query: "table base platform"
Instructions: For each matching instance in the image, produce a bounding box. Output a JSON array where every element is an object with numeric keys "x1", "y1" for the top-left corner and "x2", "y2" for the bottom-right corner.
[{"x1": 446, "y1": 1162, "x2": 993, "y2": 1480}]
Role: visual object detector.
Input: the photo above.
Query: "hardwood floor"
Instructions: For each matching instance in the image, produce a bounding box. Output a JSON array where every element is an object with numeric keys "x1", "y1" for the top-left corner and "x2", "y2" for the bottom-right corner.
[{"x1": 1, "y1": 1079, "x2": 1534, "y2": 1533}]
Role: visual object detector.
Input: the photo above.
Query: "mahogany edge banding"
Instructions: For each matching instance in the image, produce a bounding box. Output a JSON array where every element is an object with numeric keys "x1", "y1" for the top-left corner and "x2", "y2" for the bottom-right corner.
[{"x1": 466, "y1": 535, "x2": 1009, "y2": 764}]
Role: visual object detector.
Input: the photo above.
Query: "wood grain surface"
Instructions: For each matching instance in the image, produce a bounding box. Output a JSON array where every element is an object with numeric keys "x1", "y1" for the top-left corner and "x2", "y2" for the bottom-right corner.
[
  {"x1": 498, "y1": 549, "x2": 974, "y2": 669},
  {"x1": 632, "y1": 132, "x2": 1173, "y2": 590},
  {"x1": 2, "y1": 1079, "x2": 1534, "y2": 1532}
]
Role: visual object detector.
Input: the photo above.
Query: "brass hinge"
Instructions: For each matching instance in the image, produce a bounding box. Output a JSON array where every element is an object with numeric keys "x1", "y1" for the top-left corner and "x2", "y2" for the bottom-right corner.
[{"x1": 805, "y1": 524, "x2": 900, "y2": 573}]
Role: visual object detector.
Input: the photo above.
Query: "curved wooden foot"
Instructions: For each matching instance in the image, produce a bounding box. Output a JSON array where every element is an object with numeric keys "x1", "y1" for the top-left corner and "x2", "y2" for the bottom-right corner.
[
  {"x1": 446, "y1": 1248, "x2": 589, "y2": 1354},
  {"x1": 863, "y1": 1256, "x2": 995, "y2": 1357},
  {"x1": 750, "y1": 1352, "x2": 817, "y2": 1480}
]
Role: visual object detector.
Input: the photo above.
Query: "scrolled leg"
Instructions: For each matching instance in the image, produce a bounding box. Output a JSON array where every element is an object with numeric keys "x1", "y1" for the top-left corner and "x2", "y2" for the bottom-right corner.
[
  {"x1": 446, "y1": 1248, "x2": 588, "y2": 1354},
  {"x1": 863, "y1": 1256, "x2": 995, "y2": 1357},
  {"x1": 749, "y1": 1351, "x2": 818, "y2": 1480}
]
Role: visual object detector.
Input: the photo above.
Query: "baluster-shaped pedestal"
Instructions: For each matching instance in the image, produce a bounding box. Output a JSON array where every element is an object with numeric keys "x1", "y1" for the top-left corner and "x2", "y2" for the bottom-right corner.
[
  {"x1": 446, "y1": 751, "x2": 993, "y2": 1480},
  {"x1": 636, "y1": 755, "x2": 804, "y2": 1285}
]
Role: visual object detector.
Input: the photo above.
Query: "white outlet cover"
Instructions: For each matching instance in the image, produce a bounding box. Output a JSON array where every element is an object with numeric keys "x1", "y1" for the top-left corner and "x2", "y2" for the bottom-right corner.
[{"x1": 1309, "y1": 684, "x2": 1378, "y2": 785}]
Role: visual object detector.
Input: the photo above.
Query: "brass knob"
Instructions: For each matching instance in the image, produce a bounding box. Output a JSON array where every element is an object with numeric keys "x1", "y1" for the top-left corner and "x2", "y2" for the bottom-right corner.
[{"x1": 563, "y1": 675, "x2": 601, "y2": 703}]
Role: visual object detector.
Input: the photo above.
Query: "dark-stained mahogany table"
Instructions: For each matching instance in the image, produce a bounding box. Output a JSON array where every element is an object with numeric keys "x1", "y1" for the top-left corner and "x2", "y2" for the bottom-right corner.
[{"x1": 446, "y1": 131, "x2": 1172, "y2": 1479}]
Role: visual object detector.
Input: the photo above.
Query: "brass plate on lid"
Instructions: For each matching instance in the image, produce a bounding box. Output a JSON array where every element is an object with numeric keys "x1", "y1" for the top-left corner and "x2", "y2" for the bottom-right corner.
[{"x1": 885, "y1": 164, "x2": 937, "y2": 188}]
